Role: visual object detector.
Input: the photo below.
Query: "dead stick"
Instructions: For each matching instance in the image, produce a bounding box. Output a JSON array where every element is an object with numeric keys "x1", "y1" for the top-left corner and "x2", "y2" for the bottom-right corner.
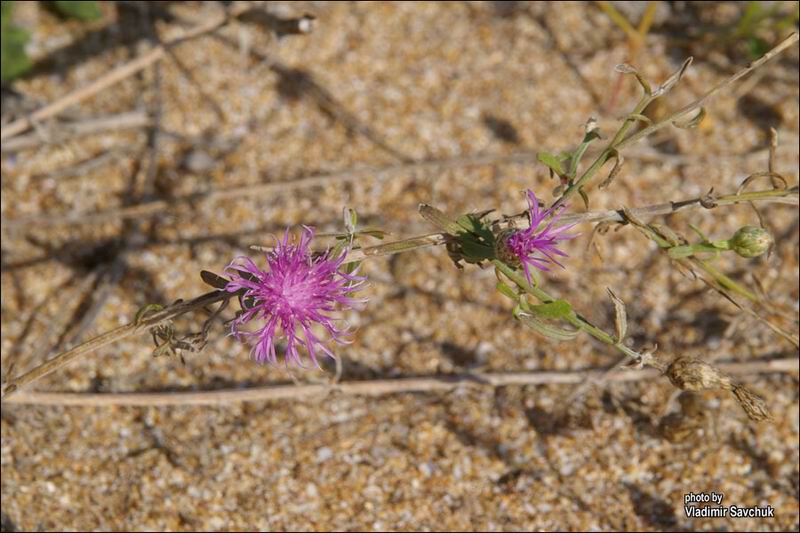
[
  {"x1": 2, "y1": 151, "x2": 546, "y2": 230},
  {"x1": 0, "y1": 4, "x2": 248, "y2": 141},
  {"x1": 2, "y1": 358, "x2": 795, "y2": 406},
  {"x1": 1, "y1": 289, "x2": 231, "y2": 397},
  {"x1": 2, "y1": 151, "x2": 796, "y2": 231},
  {"x1": 1, "y1": 111, "x2": 151, "y2": 153}
]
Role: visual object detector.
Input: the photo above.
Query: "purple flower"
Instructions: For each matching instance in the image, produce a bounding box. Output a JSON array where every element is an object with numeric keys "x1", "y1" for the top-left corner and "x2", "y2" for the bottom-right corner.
[
  {"x1": 499, "y1": 190, "x2": 578, "y2": 284},
  {"x1": 224, "y1": 227, "x2": 367, "y2": 367}
]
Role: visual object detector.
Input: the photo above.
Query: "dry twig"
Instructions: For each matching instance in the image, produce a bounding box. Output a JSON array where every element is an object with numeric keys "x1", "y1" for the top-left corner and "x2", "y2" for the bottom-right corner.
[
  {"x1": 0, "y1": 3, "x2": 251, "y2": 141},
  {"x1": 2, "y1": 357, "x2": 794, "y2": 406}
]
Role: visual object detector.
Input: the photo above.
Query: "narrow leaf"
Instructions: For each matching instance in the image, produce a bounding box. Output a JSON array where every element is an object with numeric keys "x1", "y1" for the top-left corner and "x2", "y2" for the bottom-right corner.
[
  {"x1": 615, "y1": 63, "x2": 652, "y2": 95},
  {"x1": 419, "y1": 204, "x2": 463, "y2": 235},
  {"x1": 537, "y1": 152, "x2": 565, "y2": 176},
  {"x1": 606, "y1": 288, "x2": 627, "y2": 343},
  {"x1": 673, "y1": 107, "x2": 706, "y2": 129},
  {"x1": 653, "y1": 57, "x2": 693, "y2": 97},
  {"x1": 599, "y1": 150, "x2": 624, "y2": 190},
  {"x1": 517, "y1": 312, "x2": 580, "y2": 342},
  {"x1": 496, "y1": 280, "x2": 519, "y2": 301},
  {"x1": 201, "y1": 270, "x2": 230, "y2": 289},
  {"x1": 528, "y1": 300, "x2": 574, "y2": 320}
]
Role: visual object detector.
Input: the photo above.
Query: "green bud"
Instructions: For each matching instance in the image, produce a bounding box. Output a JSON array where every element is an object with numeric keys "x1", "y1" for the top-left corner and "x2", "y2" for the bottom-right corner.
[{"x1": 727, "y1": 225, "x2": 773, "y2": 258}]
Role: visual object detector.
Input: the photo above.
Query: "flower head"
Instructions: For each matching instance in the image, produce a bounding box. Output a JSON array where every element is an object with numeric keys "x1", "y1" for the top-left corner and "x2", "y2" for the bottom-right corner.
[
  {"x1": 728, "y1": 225, "x2": 772, "y2": 258},
  {"x1": 496, "y1": 190, "x2": 578, "y2": 284},
  {"x1": 224, "y1": 227, "x2": 367, "y2": 367}
]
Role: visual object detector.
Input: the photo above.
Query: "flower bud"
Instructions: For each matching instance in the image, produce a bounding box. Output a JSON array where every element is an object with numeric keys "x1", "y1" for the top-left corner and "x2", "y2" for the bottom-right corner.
[
  {"x1": 728, "y1": 225, "x2": 772, "y2": 258},
  {"x1": 494, "y1": 228, "x2": 522, "y2": 268}
]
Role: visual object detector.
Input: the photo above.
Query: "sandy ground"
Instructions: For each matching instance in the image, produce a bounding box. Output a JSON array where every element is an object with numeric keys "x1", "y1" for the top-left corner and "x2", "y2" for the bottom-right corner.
[{"x1": 1, "y1": 1, "x2": 799, "y2": 531}]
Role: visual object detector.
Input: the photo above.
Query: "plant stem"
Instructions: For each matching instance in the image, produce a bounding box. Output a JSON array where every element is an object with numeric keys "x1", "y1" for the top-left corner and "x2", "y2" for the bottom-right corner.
[
  {"x1": 2, "y1": 289, "x2": 235, "y2": 397},
  {"x1": 5, "y1": 186, "x2": 795, "y2": 397},
  {"x1": 492, "y1": 259, "x2": 641, "y2": 360},
  {"x1": 616, "y1": 31, "x2": 799, "y2": 151},
  {"x1": 553, "y1": 94, "x2": 654, "y2": 210},
  {"x1": 551, "y1": 31, "x2": 799, "y2": 208}
]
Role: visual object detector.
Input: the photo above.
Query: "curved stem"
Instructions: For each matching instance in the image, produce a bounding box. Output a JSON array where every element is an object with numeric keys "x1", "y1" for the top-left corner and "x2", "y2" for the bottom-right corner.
[{"x1": 492, "y1": 259, "x2": 641, "y2": 361}]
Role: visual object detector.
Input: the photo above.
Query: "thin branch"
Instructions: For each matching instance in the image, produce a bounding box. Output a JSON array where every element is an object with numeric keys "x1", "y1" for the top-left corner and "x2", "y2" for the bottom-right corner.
[
  {"x1": 616, "y1": 32, "x2": 800, "y2": 151},
  {"x1": 3, "y1": 147, "x2": 796, "y2": 231},
  {"x1": 1, "y1": 112, "x2": 151, "y2": 153},
  {"x1": 553, "y1": 31, "x2": 799, "y2": 208},
  {"x1": 2, "y1": 289, "x2": 232, "y2": 397},
  {"x1": 0, "y1": 3, "x2": 250, "y2": 141},
  {"x1": 1, "y1": 151, "x2": 545, "y2": 231},
  {"x1": 2, "y1": 357, "x2": 795, "y2": 406}
]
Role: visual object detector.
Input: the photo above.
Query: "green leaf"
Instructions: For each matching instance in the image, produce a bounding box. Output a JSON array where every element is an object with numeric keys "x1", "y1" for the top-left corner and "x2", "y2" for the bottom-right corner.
[
  {"x1": 456, "y1": 214, "x2": 481, "y2": 233},
  {"x1": 1, "y1": 2, "x2": 31, "y2": 83},
  {"x1": 356, "y1": 229, "x2": 387, "y2": 240},
  {"x1": 200, "y1": 270, "x2": 229, "y2": 289},
  {"x1": 53, "y1": 1, "x2": 102, "y2": 21},
  {"x1": 460, "y1": 239, "x2": 493, "y2": 262},
  {"x1": 667, "y1": 245, "x2": 695, "y2": 259},
  {"x1": 419, "y1": 204, "x2": 462, "y2": 235},
  {"x1": 495, "y1": 280, "x2": 519, "y2": 301},
  {"x1": 567, "y1": 123, "x2": 603, "y2": 178},
  {"x1": 456, "y1": 213, "x2": 494, "y2": 242},
  {"x1": 517, "y1": 312, "x2": 580, "y2": 342},
  {"x1": 672, "y1": 107, "x2": 706, "y2": 129},
  {"x1": 528, "y1": 300, "x2": 574, "y2": 320},
  {"x1": 537, "y1": 152, "x2": 565, "y2": 176}
]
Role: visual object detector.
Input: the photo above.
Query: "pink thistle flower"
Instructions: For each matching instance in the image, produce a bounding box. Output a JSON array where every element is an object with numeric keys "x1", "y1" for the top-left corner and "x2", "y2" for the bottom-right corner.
[
  {"x1": 224, "y1": 226, "x2": 367, "y2": 367},
  {"x1": 499, "y1": 190, "x2": 579, "y2": 284}
]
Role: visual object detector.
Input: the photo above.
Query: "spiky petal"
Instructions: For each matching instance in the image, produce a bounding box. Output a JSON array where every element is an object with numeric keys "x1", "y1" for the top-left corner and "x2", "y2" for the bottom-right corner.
[
  {"x1": 224, "y1": 227, "x2": 367, "y2": 367},
  {"x1": 501, "y1": 190, "x2": 578, "y2": 284}
]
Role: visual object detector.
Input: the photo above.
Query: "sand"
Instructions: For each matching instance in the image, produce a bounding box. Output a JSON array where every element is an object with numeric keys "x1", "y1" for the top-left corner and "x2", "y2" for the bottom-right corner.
[{"x1": 1, "y1": 2, "x2": 798, "y2": 531}]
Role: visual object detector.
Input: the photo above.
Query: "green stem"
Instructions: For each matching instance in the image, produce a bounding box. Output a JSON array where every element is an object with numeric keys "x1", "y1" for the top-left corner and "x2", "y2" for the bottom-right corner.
[
  {"x1": 625, "y1": 218, "x2": 759, "y2": 302},
  {"x1": 667, "y1": 242, "x2": 723, "y2": 259},
  {"x1": 492, "y1": 259, "x2": 641, "y2": 360},
  {"x1": 692, "y1": 259, "x2": 758, "y2": 301},
  {"x1": 553, "y1": 95, "x2": 654, "y2": 209}
]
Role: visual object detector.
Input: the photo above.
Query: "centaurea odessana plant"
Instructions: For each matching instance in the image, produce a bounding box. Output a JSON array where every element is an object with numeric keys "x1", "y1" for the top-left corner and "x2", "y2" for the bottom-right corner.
[
  {"x1": 4, "y1": 32, "x2": 798, "y2": 426},
  {"x1": 224, "y1": 226, "x2": 367, "y2": 367}
]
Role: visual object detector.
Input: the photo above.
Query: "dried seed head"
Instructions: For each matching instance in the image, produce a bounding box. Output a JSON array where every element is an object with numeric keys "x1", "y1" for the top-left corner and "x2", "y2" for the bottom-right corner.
[
  {"x1": 728, "y1": 225, "x2": 773, "y2": 258},
  {"x1": 731, "y1": 384, "x2": 773, "y2": 422},
  {"x1": 666, "y1": 357, "x2": 773, "y2": 422},
  {"x1": 665, "y1": 356, "x2": 732, "y2": 391}
]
